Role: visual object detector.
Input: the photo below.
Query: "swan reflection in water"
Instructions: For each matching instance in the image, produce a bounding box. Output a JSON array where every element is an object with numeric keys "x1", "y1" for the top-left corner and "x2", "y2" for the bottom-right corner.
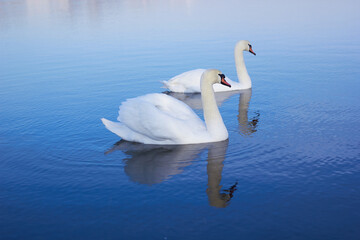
[
  {"x1": 106, "y1": 141, "x2": 202, "y2": 185},
  {"x1": 166, "y1": 89, "x2": 260, "y2": 135},
  {"x1": 106, "y1": 140, "x2": 237, "y2": 208}
]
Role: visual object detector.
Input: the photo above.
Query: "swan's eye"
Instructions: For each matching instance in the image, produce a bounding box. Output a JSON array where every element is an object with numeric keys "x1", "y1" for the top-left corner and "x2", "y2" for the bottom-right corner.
[
  {"x1": 249, "y1": 44, "x2": 252, "y2": 48},
  {"x1": 218, "y1": 74, "x2": 225, "y2": 78}
]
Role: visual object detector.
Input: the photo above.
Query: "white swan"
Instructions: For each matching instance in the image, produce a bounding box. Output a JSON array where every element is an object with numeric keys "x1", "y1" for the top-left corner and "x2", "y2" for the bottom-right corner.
[
  {"x1": 162, "y1": 40, "x2": 256, "y2": 93},
  {"x1": 101, "y1": 69, "x2": 231, "y2": 145}
]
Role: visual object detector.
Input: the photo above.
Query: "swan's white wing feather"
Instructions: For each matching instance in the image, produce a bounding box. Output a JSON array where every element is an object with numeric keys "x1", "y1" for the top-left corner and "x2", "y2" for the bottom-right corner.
[{"x1": 103, "y1": 93, "x2": 208, "y2": 144}]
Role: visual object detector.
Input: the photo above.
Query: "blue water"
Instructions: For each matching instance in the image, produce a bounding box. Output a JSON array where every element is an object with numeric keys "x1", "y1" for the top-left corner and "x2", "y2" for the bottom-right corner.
[{"x1": 1, "y1": 0, "x2": 360, "y2": 239}]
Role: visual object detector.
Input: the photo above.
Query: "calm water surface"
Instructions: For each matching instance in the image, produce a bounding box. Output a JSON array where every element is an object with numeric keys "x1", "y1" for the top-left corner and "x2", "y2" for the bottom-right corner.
[{"x1": 1, "y1": 0, "x2": 360, "y2": 239}]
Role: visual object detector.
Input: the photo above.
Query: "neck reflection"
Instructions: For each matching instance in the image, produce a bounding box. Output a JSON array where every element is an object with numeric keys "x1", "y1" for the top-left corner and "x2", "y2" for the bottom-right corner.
[
  {"x1": 237, "y1": 89, "x2": 260, "y2": 136},
  {"x1": 206, "y1": 140, "x2": 237, "y2": 208}
]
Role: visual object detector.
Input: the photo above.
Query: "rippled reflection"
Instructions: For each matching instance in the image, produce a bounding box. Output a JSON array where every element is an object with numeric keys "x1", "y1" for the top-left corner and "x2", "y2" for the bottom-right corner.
[{"x1": 106, "y1": 140, "x2": 237, "y2": 208}]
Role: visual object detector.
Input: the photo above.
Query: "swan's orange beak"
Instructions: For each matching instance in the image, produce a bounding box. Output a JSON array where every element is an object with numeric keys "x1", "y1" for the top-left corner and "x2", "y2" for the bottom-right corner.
[
  {"x1": 249, "y1": 46, "x2": 256, "y2": 55},
  {"x1": 220, "y1": 74, "x2": 231, "y2": 88}
]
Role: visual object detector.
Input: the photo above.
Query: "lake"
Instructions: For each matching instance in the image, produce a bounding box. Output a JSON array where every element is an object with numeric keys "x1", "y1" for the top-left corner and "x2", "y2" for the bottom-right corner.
[{"x1": 1, "y1": 0, "x2": 360, "y2": 239}]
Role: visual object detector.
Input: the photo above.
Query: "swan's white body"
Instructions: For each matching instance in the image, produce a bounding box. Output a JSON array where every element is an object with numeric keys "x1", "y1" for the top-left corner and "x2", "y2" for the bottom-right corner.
[
  {"x1": 162, "y1": 40, "x2": 255, "y2": 93},
  {"x1": 102, "y1": 69, "x2": 230, "y2": 145}
]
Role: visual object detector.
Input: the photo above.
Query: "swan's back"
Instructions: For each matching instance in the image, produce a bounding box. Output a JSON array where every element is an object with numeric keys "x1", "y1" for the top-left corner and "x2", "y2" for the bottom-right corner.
[
  {"x1": 162, "y1": 69, "x2": 205, "y2": 93},
  {"x1": 163, "y1": 69, "x2": 236, "y2": 93}
]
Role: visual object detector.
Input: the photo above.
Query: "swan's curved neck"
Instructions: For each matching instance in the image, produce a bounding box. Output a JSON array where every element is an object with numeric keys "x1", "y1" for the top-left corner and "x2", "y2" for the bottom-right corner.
[
  {"x1": 201, "y1": 81, "x2": 228, "y2": 141},
  {"x1": 234, "y1": 47, "x2": 252, "y2": 88}
]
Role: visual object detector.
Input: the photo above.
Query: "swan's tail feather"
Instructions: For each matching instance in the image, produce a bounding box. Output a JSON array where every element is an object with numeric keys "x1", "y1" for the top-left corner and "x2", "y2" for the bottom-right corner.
[
  {"x1": 101, "y1": 118, "x2": 149, "y2": 143},
  {"x1": 101, "y1": 118, "x2": 127, "y2": 137}
]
